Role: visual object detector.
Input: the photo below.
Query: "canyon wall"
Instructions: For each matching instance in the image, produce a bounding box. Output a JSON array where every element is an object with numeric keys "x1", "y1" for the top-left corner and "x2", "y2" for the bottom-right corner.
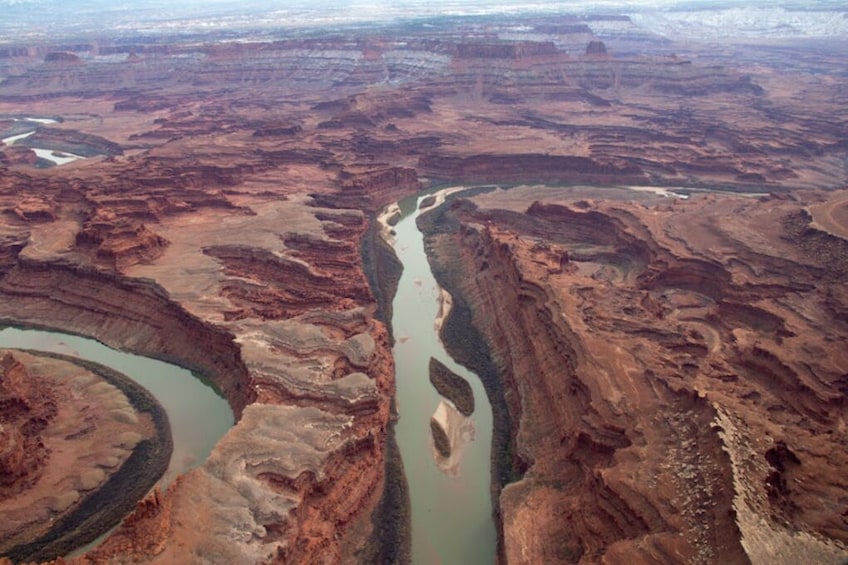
[
  {"x1": 0, "y1": 350, "x2": 172, "y2": 563},
  {"x1": 0, "y1": 10, "x2": 846, "y2": 563},
  {"x1": 0, "y1": 121, "x2": 403, "y2": 564},
  {"x1": 421, "y1": 188, "x2": 848, "y2": 563},
  {"x1": 0, "y1": 353, "x2": 56, "y2": 501},
  {"x1": 0, "y1": 258, "x2": 252, "y2": 414}
]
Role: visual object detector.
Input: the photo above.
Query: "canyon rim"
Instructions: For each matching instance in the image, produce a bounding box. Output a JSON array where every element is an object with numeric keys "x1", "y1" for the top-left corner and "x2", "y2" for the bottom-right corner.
[{"x1": 0, "y1": 1, "x2": 847, "y2": 563}]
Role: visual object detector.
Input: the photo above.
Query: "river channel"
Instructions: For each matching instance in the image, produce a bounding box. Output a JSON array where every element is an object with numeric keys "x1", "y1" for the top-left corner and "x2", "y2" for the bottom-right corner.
[
  {"x1": 1, "y1": 118, "x2": 86, "y2": 167},
  {"x1": 0, "y1": 188, "x2": 497, "y2": 561},
  {"x1": 0, "y1": 327, "x2": 233, "y2": 484},
  {"x1": 389, "y1": 191, "x2": 497, "y2": 564}
]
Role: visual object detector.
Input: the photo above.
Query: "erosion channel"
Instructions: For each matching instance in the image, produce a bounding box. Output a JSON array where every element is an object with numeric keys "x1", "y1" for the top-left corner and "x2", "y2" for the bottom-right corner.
[
  {"x1": 389, "y1": 191, "x2": 497, "y2": 564},
  {"x1": 0, "y1": 327, "x2": 233, "y2": 558}
]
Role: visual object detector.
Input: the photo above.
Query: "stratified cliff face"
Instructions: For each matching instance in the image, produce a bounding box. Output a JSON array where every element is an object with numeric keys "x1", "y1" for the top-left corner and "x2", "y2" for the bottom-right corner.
[
  {"x1": 0, "y1": 109, "x2": 400, "y2": 565},
  {"x1": 312, "y1": 166, "x2": 421, "y2": 212},
  {"x1": 422, "y1": 187, "x2": 848, "y2": 564},
  {"x1": 0, "y1": 349, "x2": 172, "y2": 563},
  {"x1": 418, "y1": 154, "x2": 645, "y2": 185},
  {"x1": 2, "y1": 18, "x2": 846, "y2": 192},
  {"x1": 0, "y1": 190, "x2": 396, "y2": 562},
  {"x1": 0, "y1": 9, "x2": 845, "y2": 564}
]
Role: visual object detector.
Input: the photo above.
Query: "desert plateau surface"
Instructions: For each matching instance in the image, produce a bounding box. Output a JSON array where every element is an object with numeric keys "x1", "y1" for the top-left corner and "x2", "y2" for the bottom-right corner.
[{"x1": 0, "y1": 1, "x2": 847, "y2": 563}]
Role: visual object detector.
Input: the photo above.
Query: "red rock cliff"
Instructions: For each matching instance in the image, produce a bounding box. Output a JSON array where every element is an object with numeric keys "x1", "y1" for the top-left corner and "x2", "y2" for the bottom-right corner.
[
  {"x1": 0, "y1": 353, "x2": 57, "y2": 499},
  {"x1": 422, "y1": 190, "x2": 848, "y2": 563}
]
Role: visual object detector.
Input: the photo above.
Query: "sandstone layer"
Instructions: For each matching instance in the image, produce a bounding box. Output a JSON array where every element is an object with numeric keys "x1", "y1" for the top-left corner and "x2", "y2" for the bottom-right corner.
[
  {"x1": 421, "y1": 186, "x2": 848, "y2": 564},
  {"x1": 0, "y1": 349, "x2": 170, "y2": 563},
  {"x1": 0, "y1": 8, "x2": 845, "y2": 564}
]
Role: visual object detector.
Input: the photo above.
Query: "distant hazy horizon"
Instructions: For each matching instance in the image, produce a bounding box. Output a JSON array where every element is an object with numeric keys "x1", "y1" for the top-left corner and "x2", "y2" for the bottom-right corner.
[{"x1": 0, "y1": 0, "x2": 846, "y2": 41}]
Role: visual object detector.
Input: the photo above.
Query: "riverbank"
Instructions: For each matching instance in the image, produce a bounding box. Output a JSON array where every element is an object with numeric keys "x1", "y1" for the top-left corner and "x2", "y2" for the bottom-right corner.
[
  {"x1": 416, "y1": 192, "x2": 523, "y2": 563},
  {"x1": 359, "y1": 214, "x2": 411, "y2": 564},
  {"x1": 1, "y1": 350, "x2": 171, "y2": 563},
  {"x1": 430, "y1": 400, "x2": 475, "y2": 476},
  {"x1": 387, "y1": 187, "x2": 498, "y2": 564},
  {"x1": 412, "y1": 184, "x2": 848, "y2": 562}
]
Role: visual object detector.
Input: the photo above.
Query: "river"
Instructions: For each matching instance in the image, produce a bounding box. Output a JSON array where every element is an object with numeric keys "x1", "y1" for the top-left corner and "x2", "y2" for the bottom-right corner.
[
  {"x1": 1, "y1": 118, "x2": 85, "y2": 166},
  {"x1": 0, "y1": 186, "x2": 498, "y2": 562},
  {"x1": 389, "y1": 190, "x2": 497, "y2": 564},
  {"x1": 0, "y1": 327, "x2": 233, "y2": 484}
]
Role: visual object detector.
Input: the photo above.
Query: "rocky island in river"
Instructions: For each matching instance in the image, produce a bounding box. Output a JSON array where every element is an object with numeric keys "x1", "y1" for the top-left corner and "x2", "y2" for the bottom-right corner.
[{"x1": 0, "y1": 1, "x2": 847, "y2": 563}]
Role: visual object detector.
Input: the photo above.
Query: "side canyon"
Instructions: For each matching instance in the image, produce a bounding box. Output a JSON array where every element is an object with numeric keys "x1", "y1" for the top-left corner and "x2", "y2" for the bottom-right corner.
[{"x1": 0, "y1": 7, "x2": 846, "y2": 564}]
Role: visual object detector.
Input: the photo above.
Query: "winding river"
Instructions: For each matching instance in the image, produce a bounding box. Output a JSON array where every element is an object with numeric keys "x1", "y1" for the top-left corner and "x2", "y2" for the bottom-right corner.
[
  {"x1": 0, "y1": 327, "x2": 233, "y2": 484},
  {"x1": 389, "y1": 191, "x2": 497, "y2": 564},
  {"x1": 0, "y1": 187, "x2": 497, "y2": 561}
]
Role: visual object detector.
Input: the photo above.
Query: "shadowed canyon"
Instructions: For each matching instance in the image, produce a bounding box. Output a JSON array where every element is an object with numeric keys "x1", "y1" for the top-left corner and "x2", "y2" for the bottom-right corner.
[{"x1": 0, "y1": 3, "x2": 847, "y2": 563}]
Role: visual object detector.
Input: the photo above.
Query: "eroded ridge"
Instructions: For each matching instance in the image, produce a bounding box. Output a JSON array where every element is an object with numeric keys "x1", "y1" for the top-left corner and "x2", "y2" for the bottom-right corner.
[
  {"x1": 421, "y1": 187, "x2": 848, "y2": 564},
  {"x1": 0, "y1": 8, "x2": 846, "y2": 562},
  {"x1": 0, "y1": 124, "x2": 400, "y2": 563}
]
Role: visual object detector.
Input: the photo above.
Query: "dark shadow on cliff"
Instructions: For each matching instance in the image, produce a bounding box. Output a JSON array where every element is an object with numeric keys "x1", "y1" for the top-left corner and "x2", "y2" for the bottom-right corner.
[
  {"x1": 416, "y1": 188, "x2": 525, "y2": 563},
  {"x1": 2, "y1": 351, "x2": 172, "y2": 564},
  {"x1": 358, "y1": 214, "x2": 411, "y2": 564}
]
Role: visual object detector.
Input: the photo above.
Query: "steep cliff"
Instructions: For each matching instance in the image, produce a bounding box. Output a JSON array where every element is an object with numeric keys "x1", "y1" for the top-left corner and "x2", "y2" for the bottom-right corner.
[
  {"x1": 421, "y1": 188, "x2": 848, "y2": 564},
  {"x1": 0, "y1": 8, "x2": 845, "y2": 563},
  {"x1": 0, "y1": 353, "x2": 55, "y2": 499},
  {"x1": 0, "y1": 350, "x2": 171, "y2": 563}
]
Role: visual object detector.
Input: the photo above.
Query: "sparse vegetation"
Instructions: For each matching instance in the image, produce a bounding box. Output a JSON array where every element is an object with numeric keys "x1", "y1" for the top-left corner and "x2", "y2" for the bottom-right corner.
[
  {"x1": 4, "y1": 351, "x2": 172, "y2": 563},
  {"x1": 429, "y1": 357, "x2": 475, "y2": 416},
  {"x1": 358, "y1": 402, "x2": 411, "y2": 565},
  {"x1": 419, "y1": 198, "x2": 525, "y2": 488},
  {"x1": 360, "y1": 218, "x2": 411, "y2": 562},
  {"x1": 386, "y1": 210, "x2": 402, "y2": 226},
  {"x1": 418, "y1": 195, "x2": 437, "y2": 209},
  {"x1": 361, "y1": 213, "x2": 404, "y2": 333}
]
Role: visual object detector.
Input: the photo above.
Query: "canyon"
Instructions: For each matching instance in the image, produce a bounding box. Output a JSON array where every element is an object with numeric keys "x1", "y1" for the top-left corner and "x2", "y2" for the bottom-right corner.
[
  {"x1": 0, "y1": 4, "x2": 846, "y2": 564},
  {"x1": 419, "y1": 186, "x2": 848, "y2": 563},
  {"x1": 0, "y1": 348, "x2": 171, "y2": 563}
]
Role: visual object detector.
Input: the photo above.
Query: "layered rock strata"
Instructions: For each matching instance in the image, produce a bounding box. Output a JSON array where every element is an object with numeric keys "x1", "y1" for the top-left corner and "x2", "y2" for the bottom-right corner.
[
  {"x1": 0, "y1": 10, "x2": 844, "y2": 563},
  {"x1": 0, "y1": 350, "x2": 171, "y2": 563},
  {"x1": 0, "y1": 352, "x2": 56, "y2": 500},
  {"x1": 0, "y1": 197, "x2": 398, "y2": 563},
  {"x1": 420, "y1": 186, "x2": 848, "y2": 564},
  {"x1": 0, "y1": 127, "x2": 401, "y2": 563}
]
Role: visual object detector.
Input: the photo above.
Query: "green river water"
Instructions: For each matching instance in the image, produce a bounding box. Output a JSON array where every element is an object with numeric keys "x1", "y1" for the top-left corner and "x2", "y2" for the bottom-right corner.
[
  {"x1": 0, "y1": 188, "x2": 497, "y2": 563},
  {"x1": 391, "y1": 192, "x2": 497, "y2": 564},
  {"x1": 0, "y1": 327, "x2": 233, "y2": 484}
]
